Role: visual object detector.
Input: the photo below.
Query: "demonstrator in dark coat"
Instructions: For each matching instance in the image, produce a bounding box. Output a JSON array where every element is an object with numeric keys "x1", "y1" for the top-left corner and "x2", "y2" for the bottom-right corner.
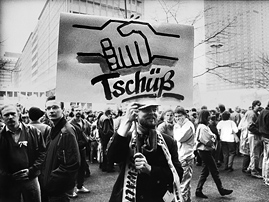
[
  {"x1": 41, "y1": 96, "x2": 80, "y2": 202},
  {"x1": 0, "y1": 104, "x2": 46, "y2": 202},
  {"x1": 108, "y1": 102, "x2": 183, "y2": 202}
]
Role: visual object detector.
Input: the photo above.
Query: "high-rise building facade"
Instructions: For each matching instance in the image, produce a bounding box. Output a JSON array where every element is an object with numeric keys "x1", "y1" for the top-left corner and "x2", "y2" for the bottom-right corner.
[
  {"x1": 0, "y1": 52, "x2": 20, "y2": 88},
  {"x1": 204, "y1": 0, "x2": 269, "y2": 92},
  {"x1": 14, "y1": 0, "x2": 144, "y2": 95}
]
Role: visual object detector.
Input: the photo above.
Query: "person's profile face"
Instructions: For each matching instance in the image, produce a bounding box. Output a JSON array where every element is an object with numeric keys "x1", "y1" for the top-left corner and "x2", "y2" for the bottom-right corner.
[
  {"x1": 253, "y1": 103, "x2": 261, "y2": 112},
  {"x1": 45, "y1": 100, "x2": 63, "y2": 121}
]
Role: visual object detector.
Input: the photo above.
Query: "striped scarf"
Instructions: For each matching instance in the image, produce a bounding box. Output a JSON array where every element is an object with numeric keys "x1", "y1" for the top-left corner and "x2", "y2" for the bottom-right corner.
[{"x1": 122, "y1": 131, "x2": 182, "y2": 202}]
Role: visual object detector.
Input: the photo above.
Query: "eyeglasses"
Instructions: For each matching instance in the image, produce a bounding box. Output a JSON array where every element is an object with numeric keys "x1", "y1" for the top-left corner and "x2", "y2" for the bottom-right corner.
[{"x1": 46, "y1": 105, "x2": 60, "y2": 111}]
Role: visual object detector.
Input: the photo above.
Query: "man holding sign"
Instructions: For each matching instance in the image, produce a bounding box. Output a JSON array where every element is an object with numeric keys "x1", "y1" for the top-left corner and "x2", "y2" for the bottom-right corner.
[
  {"x1": 107, "y1": 102, "x2": 183, "y2": 202},
  {"x1": 56, "y1": 13, "x2": 194, "y2": 202}
]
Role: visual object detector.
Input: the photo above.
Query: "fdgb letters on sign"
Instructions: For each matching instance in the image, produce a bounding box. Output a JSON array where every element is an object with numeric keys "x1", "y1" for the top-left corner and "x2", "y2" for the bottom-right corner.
[{"x1": 56, "y1": 13, "x2": 194, "y2": 106}]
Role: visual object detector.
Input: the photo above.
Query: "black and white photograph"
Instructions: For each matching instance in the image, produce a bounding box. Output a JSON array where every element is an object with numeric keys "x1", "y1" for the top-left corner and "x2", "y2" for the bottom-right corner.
[{"x1": 0, "y1": 0, "x2": 269, "y2": 202}]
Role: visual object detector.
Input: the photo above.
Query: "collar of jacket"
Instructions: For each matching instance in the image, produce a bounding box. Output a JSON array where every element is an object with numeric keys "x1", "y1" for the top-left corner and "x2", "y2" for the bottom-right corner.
[{"x1": 50, "y1": 117, "x2": 67, "y2": 140}]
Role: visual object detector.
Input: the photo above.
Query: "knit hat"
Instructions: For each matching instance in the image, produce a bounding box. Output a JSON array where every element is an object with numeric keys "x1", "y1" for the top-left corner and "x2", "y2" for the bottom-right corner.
[{"x1": 28, "y1": 107, "x2": 45, "y2": 121}]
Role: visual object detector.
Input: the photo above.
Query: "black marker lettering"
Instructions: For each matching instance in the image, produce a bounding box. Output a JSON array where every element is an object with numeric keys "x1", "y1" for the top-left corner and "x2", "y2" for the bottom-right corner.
[
  {"x1": 91, "y1": 69, "x2": 175, "y2": 100},
  {"x1": 158, "y1": 70, "x2": 174, "y2": 97},
  {"x1": 113, "y1": 80, "x2": 125, "y2": 97}
]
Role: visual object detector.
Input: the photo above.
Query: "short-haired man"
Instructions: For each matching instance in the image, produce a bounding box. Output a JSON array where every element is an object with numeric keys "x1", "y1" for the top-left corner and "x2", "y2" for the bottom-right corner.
[
  {"x1": 41, "y1": 96, "x2": 80, "y2": 202},
  {"x1": 69, "y1": 106, "x2": 91, "y2": 195},
  {"x1": 244, "y1": 100, "x2": 263, "y2": 178},
  {"x1": 0, "y1": 104, "x2": 46, "y2": 202},
  {"x1": 107, "y1": 102, "x2": 183, "y2": 202}
]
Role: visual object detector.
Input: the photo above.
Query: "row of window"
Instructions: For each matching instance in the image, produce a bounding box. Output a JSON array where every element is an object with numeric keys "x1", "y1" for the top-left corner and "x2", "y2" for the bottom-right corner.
[{"x1": 0, "y1": 91, "x2": 45, "y2": 98}]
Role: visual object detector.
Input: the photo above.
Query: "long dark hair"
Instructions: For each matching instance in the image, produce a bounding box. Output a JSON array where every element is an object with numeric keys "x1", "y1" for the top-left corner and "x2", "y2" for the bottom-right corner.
[{"x1": 198, "y1": 109, "x2": 211, "y2": 125}]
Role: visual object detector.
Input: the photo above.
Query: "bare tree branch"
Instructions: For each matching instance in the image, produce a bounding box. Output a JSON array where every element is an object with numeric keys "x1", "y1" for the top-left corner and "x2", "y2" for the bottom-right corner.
[
  {"x1": 193, "y1": 61, "x2": 252, "y2": 78},
  {"x1": 156, "y1": 2, "x2": 269, "y2": 90},
  {"x1": 195, "y1": 17, "x2": 237, "y2": 48}
]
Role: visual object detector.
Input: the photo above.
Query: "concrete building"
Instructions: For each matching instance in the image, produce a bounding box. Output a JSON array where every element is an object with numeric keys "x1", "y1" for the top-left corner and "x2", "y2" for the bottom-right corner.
[
  {"x1": 0, "y1": 52, "x2": 21, "y2": 89},
  {"x1": 13, "y1": 0, "x2": 269, "y2": 109},
  {"x1": 203, "y1": 0, "x2": 269, "y2": 108},
  {"x1": 14, "y1": 0, "x2": 144, "y2": 96},
  {"x1": 10, "y1": 0, "x2": 206, "y2": 109}
]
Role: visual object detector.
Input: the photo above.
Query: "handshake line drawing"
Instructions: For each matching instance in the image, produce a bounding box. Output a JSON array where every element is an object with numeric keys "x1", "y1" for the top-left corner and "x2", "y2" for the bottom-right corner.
[{"x1": 73, "y1": 19, "x2": 180, "y2": 73}]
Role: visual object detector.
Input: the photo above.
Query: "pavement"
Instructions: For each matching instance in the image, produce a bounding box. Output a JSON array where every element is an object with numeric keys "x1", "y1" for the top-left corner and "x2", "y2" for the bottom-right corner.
[{"x1": 72, "y1": 155, "x2": 268, "y2": 202}]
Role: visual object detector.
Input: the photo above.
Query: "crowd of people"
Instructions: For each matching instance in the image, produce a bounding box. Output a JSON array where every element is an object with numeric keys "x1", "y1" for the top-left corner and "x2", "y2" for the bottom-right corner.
[{"x1": 0, "y1": 97, "x2": 268, "y2": 202}]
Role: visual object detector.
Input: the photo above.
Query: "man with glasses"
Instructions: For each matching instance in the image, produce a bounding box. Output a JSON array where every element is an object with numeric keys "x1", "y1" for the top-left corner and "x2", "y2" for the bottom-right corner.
[
  {"x1": 0, "y1": 104, "x2": 46, "y2": 202},
  {"x1": 40, "y1": 96, "x2": 80, "y2": 202}
]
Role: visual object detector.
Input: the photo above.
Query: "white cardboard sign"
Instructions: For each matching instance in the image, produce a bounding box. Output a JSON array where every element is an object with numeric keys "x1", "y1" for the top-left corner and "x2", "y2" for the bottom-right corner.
[{"x1": 56, "y1": 13, "x2": 194, "y2": 106}]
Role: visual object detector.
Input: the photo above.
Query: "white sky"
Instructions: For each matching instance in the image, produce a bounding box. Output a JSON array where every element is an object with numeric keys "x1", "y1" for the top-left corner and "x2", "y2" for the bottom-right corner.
[{"x1": 0, "y1": 0, "x2": 46, "y2": 56}]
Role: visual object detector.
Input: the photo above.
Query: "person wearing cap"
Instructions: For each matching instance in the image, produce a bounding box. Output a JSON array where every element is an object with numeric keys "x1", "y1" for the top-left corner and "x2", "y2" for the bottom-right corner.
[
  {"x1": 29, "y1": 107, "x2": 51, "y2": 143},
  {"x1": 173, "y1": 106, "x2": 195, "y2": 202},
  {"x1": 28, "y1": 106, "x2": 51, "y2": 201},
  {"x1": 107, "y1": 102, "x2": 183, "y2": 202},
  {"x1": 0, "y1": 103, "x2": 46, "y2": 202}
]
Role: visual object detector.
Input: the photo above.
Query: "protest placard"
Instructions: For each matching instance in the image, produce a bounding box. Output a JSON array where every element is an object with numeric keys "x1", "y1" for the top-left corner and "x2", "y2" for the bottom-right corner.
[{"x1": 56, "y1": 13, "x2": 194, "y2": 107}]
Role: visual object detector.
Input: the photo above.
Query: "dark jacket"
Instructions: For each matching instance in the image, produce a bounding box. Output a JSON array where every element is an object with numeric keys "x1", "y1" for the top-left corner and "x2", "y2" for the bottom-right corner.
[
  {"x1": 69, "y1": 118, "x2": 91, "y2": 150},
  {"x1": 41, "y1": 117, "x2": 80, "y2": 196},
  {"x1": 107, "y1": 132, "x2": 183, "y2": 202},
  {"x1": 256, "y1": 107, "x2": 269, "y2": 139},
  {"x1": 98, "y1": 114, "x2": 114, "y2": 145},
  {"x1": 0, "y1": 123, "x2": 46, "y2": 195},
  {"x1": 29, "y1": 121, "x2": 51, "y2": 144}
]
